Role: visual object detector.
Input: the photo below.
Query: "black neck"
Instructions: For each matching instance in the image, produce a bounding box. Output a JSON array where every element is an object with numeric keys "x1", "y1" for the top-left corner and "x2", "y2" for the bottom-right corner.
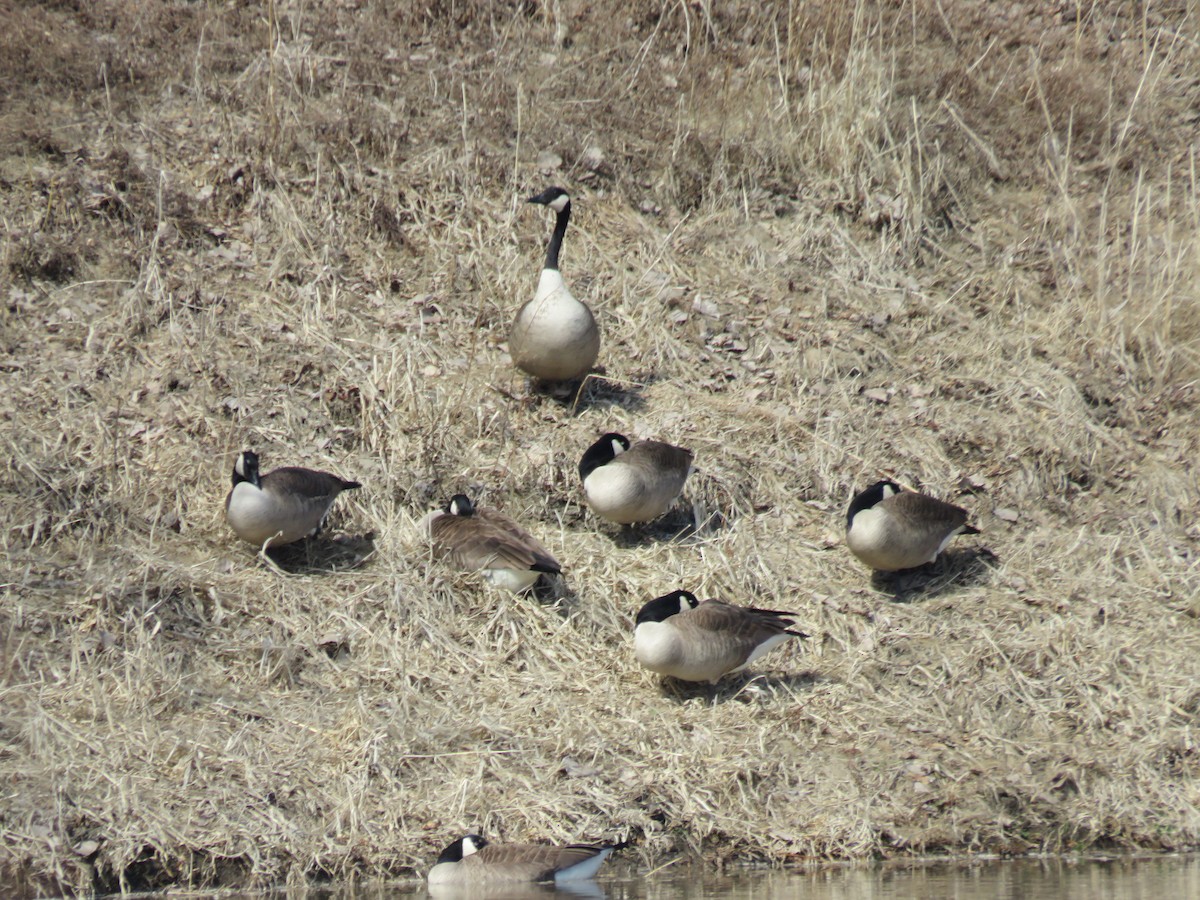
[
  {"x1": 233, "y1": 458, "x2": 260, "y2": 489},
  {"x1": 436, "y1": 839, "x2": 465, "y2": 865},
  {"x1": 846, "y1": 481, "x2": 894, "y2": 529},
  {"x1": 636, "y1": 590, "x2": 695, "y2": 625},
  {"x1": 544, "y1": 200, "x2": 570, "y2": 272},
  {"x1": 578, "y1": 438, "x2": 612, "y2": 482}
]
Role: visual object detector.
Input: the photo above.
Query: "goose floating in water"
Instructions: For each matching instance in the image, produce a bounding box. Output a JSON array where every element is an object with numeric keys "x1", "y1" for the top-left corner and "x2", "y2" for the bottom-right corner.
[{"x1": 427, "y1": 834, "x2": 614, "y2": 886}]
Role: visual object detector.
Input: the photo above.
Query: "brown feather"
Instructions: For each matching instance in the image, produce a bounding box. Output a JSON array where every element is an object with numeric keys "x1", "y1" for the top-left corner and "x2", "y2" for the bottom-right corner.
[
  {"x1": 886, "y1": 490, "x2": 971, "y2": 537},
  {"x1": 428, "y1": 508, "x2": 561, "y2": 575},
  {"x1": 688, "y1": 600, "x2": 804, "y2": 643},
  {"x1": 635, "y1": 597, "x2": 806, "y2": 683},
  {"x1": 264, "y1": 467, "x2": 359, "y2": 499},
  {"x1": 225, "y1": 463, "x2": 359, "y2": 547},
  {"x1": 625, "y1": 440, "x2": 693, "y2": 472},
  {"x1": 846, "y1": 485, "x2": 979, "y2": 571},
  {"x1": 473, "y1": 842, "x2": 604, "y2": 879}
]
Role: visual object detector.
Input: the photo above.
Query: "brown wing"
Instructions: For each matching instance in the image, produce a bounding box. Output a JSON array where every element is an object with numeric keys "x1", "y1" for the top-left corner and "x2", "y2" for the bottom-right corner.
[
  {"x1": 474, "y1": 508, "x2": 562, "y2": 573},
  {"x1": 255, "y1": 467, "x2": 358, "y2": 539},
  {"x1": 471, "y1": 842, "x2": 562, "y2": 881},
  {"x1": 431, "y1": 510, "x2": 561, "y2": 574},
  {"x1": 265, "y1": 467, "x2": 360, "y2": 500},
  {"x1": 886, "y1": 491, "x2": 971, "y2": 538},
  {"x1": 687, "y1": 600, "x2": 805, "y2": 640},
  {"x1": 473, "y1": 842, "x2": 608, "y2": 881},
  {"x1": 628, "y1": 440, "x2": 693, "y2": 474},
  {"x1": 554, "y1": 843, "x2": 612, "y2": 871},
  {"x1": 670, "y1": 600, "x2": 804, "y2": 678}
]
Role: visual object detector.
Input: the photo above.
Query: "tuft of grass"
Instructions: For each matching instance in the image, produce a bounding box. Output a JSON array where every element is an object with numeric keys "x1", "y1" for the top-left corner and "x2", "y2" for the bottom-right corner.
[{"x1": 2, "y1": 0, "x2": 1199, "y2": 894}]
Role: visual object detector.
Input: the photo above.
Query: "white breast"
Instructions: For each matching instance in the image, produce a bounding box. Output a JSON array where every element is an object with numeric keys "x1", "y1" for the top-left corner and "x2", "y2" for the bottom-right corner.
[
  {"x1": 584, "y1": 463, "x2": 676, "y2": 524},
  {"x1": 427, "y1": 862, "x2": 462, "y2": 886},
  {"x1": 510, "y1": 270, "x2": 599, "y2": 380},
  {"x1": 226, "y1": 483, "x2": 311, "y2": 547},
  {"x1": 634, "y1": 621, "x2": 684, "y2": 676},
  {"x1": 846, "y1": 507, "x2": 925, "y2": 570},
  {"x1": 846, "y1": 507, "x2": 888, "y2": 552}
]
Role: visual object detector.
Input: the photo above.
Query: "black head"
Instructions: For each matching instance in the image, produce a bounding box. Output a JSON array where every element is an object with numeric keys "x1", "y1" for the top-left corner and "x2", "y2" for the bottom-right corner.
[
  {"x1": 528, "y1": 186, "x2": 570, "y2": 210},
  {"x1": 845, "y1": 480, "x2": 901, "y2": 529},
  {"x1": 447, "y1": 494, "x2": 476, "y2": 517},
  {"x1": 435, "y1": 834, "x2": 488, "y2": 865},
  {"x1": 578, "y1": 432, "x2": 631, "y2": 481},
  {"x1": 636, "y1": 589, "x2": 700, "y2": 626},
  {"x1": 233, "y1": 450, "x2": 261, "y2": 489}
]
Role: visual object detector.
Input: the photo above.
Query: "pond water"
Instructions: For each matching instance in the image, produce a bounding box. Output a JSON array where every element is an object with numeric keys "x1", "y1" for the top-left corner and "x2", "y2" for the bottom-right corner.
[
  {"x1": 281, "y1": 855, "x2": 1200, "y2": 900},
  {"x1": 604, "y1": 856, "x2": 1200, "y2": 900}
]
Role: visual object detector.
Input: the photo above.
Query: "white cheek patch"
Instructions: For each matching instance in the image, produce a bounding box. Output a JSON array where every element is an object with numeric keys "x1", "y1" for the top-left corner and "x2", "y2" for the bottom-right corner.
[
  {"x1": 881, "y1": 483, "x2": 898, "y2": 499},
  {"x1": 549, "y1": 194, "x2": 569, "y2": 213},
  {"x1": 611, "y1": 439, "x2": 626, "y2": 457},
  {"x1": 461, "y1": 836, "x2": 481, "y2": 857}
]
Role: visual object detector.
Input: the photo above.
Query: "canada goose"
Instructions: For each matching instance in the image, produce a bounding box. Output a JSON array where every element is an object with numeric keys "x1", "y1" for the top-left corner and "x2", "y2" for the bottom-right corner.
[
  {"x1": 578, "y1": 433, "x2": 693, "y2": 525},
  {"x1": 224, "y1": 450, "x2": 360, "y2": 548},
  {"x1": 845, "y1": 480, "x2": 980, "y2": 571},
  {"x1": 428, "y1": 834, "x2": 614, "y2": 886},
  {"x1": 509, "y1": 186, "x2": 600, "y2": 382},
  {"x1": 634, "y1": 589, "x2": 807, "y2": 684},
  {"x1": 420, "y1": 494, "x2": 562, "y2": 592}
]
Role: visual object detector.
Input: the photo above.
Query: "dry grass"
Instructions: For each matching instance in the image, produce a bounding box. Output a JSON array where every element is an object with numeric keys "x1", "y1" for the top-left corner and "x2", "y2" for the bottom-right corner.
[{"x1": 2, "y1": 0, "x2": 1199, "y2": 895}]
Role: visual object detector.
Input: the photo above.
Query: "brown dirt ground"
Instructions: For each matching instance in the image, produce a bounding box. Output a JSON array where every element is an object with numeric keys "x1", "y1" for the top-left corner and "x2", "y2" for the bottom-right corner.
[{"x1": 2, "y1": 0, "x2": 1199, "y2": 895}]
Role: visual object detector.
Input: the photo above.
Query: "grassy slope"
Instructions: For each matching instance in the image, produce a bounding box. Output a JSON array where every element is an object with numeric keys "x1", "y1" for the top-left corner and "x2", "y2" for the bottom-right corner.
[{"x1": 2, "y1": 0, "x2": 1199, "y2": 894}]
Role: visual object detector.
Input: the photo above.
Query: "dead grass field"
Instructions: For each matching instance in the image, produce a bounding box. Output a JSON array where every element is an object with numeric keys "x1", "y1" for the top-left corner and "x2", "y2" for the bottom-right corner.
[{"x1": 2, "y1": 0, "x2": 1199, "y2": 895}]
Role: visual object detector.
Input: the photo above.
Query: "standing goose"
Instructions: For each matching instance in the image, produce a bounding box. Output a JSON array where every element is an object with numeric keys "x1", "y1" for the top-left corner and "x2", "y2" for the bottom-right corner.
[
  {"x1": 845, "y1": 480, "x2": 980, "y2": 571},
  {"x1": 579, "y1": 433, "x2": 693, "y2": 525},
  {"x1": 634, "y1": 589, "x2": 807, "y2": 684},
  {"x1": 420, "y1": 494, "x2": 562, "y2": 592},
  {"x1": 509, "y1": 186, "x2": 600, "y2": 382},
  {"x1": 224, "y1": 450, "x2": 360, "y2": 548},
  {"x1": 428, "y1": 834, "x2": 614, "y2": 886}
]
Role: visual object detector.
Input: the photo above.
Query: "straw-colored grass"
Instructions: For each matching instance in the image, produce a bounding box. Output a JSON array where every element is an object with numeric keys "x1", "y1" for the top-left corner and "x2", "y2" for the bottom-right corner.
[{"x1": 2, "y1": 0, "x2": 1199, "y2": 894}]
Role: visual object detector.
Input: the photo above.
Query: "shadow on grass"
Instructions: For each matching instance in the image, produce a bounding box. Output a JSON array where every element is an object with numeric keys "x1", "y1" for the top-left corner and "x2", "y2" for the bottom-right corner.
[
  {"x1": 567, "y1": 369, "x2": 650, "y2": 415},
  {"x1": 262, "y1": 531, "x2": 377, "y2": 574},
  {"x1": 872, "y1": 546, "x2": 1000, "y2": 602},
  {"x1": 599, "y1": 502, "x2": 728, "y2": 548},
  {"x1": 530, "y1": 573, "x2": 578, "y2": 614},
  {"x1": 659, "y1": 669, "x2": 826, "y2": 705},
  {"x1": 493, "y1": 368, "x2": 650, "y2": 416}
]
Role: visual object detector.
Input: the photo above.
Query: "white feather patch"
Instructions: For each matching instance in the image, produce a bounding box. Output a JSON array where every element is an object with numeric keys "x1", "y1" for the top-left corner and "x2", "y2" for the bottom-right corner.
[{"x1": 554, "y1": 848, "x2": 612, "y2": 883}]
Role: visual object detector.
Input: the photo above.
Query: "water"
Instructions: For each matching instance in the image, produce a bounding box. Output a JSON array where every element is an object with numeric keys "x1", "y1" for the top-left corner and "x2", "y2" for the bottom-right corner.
[
  {"x1": 298, "y1": 855, "x2": 1200, "y2": 900},
  {"x1": 602, "y1": 856, "x2": 1200, "y2": 900}
]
